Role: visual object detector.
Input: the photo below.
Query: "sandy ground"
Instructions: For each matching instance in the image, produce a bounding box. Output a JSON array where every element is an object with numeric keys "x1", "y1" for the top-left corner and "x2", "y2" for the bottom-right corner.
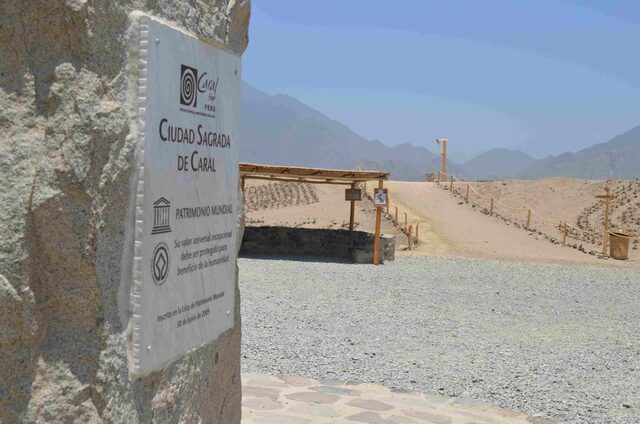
[
  {"x1": 244, "y1": 179, "x2": 639, "y2": 268},
  {"x1": 462, "y1": 178, "x2": 640, "y2": 259},
  {"x1": 244, "y1": 180, "x2": 411, "y2": 248},
  {"x1": 387, "y1": 181, "x2": 639, "y2": 267}
]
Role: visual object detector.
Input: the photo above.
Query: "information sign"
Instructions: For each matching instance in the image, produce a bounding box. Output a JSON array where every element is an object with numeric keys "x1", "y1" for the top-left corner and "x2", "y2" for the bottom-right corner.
[
  {"x1": 130, "y1": 16, "x2": 240, "y2": 375},
  {"x1": 345, "y1": 188, "x2": 362, "y2": 201},
  {"x1": 374, "y1": 188, "x2": 388, "y2": 207}
]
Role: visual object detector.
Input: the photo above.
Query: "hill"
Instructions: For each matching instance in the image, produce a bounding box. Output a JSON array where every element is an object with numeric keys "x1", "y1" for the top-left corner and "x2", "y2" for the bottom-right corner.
[
  {"x1": 240, "y1": 82, "x2": 435, "y2": 180},
  {"x1": 240, "y1": 82, "x2": 639, "y2": 181},
  {"x1": 462, "y1": 149, "x2": 536, "y2": 180},
  {"x1": 518, "y1": 125, "x2": 640, "y2": 179}
]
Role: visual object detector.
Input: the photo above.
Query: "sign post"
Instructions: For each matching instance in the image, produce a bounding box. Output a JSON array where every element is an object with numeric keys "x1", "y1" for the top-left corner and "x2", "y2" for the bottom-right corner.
[{"x1": 130, "y1": 16, "x2": 240, "y2": 376}]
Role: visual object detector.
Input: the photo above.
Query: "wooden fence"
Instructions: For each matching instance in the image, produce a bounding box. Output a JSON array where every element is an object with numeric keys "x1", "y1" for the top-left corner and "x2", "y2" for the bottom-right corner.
[
  {"x1": 362, "y1": 182, "x2": 419, "y2": 250},
  {"x1": 436, "y1": 171, "x2": 639, "y2": 255}
]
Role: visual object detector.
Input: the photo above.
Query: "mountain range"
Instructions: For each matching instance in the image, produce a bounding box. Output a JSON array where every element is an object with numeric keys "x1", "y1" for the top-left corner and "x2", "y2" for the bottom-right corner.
[
  {"x1": 517, "y1": 125, "x2": 640, "y2": 179},
  {"x1": 240, "y1": 82, "x2": 640, "y2": 181}
]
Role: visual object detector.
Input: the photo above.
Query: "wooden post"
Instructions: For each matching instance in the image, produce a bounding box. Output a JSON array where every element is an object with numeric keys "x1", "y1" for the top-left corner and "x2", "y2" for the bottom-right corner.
[
  {"x1": 465, "y1": 184, "x2": 469, "y2": 203},
  {"x1": 490, "y1": 198, "x2": 494, "y2": 215},
  {"x1": 395, "y1": 206, "x2": 398, "y2": 224},
  {"x1": 404, "y1": 212, "x2": 408, "y2": 232},
  {"x1": 407, "y1": 225, "x2": 413, "y2": 250},
  {"x1": 449, "y1": 175, "x2": 453, "y2": 192},
  {"x1": 443, "y1": 141, "x2": 447, "y2": 179},
  {"x1": 349, "y1": 182, "x2": 355, "y2": 231},
  {"x1": 595, "y1": 187, "x2": 616, "y2": 256},
  {"x1": 373, "y1": 180, "x2": 383, "y2": 266},
  {"x1": 563, "y1": 222, "x2": 568, "y2": 245},
  {"x1": 603, "y1": 195, "x2": 610, "y2": 256},
  {"x1": 526, "y1": 209, "x2": 532, "y2": 231},
  {"x1": 436, "y1": 138, "x2": 449, "y2": 180},
  {"x1": 415, "y1": 221, "x2": 419, "y2": 244}
]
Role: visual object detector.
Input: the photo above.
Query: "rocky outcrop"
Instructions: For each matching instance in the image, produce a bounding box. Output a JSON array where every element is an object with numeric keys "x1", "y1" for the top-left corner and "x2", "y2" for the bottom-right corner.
[{"x1": 0, "y1": 1, "x2": 249, "y2": 422}]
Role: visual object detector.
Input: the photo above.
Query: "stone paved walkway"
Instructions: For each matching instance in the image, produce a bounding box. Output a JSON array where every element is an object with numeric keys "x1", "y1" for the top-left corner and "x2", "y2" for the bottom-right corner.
[{"x1": 242, "y1": 374, "x2": 555, "y2": 424}]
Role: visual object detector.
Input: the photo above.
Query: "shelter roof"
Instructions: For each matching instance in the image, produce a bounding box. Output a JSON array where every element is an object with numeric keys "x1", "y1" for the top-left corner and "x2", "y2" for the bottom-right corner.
[{"x1": 240, "y1": 163, "x2": 389, "y2": 184}]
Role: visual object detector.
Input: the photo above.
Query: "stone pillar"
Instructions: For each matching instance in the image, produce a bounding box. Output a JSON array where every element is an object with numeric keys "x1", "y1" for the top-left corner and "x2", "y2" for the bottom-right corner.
[{"x1": 0, "y1": 1, "x2": 249, "y2": 423}]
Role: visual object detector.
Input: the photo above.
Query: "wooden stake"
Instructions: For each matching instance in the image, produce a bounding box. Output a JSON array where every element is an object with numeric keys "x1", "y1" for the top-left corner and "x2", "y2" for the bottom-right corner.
[
  {"x1": 443, "y1": 141, "x2": 447, "y2": 179},
  {"x1": 373, "y1": 180, "x2": 383, "y2": 265},
  {"x1": 404, "y1": 212, "x2": 408, "y2": 232},
  {"x1": 563, "y1": 222, "x2": 568, "y2": 245},
  {"x1": 526, "y1": 209, "x2": 532, "y2": 231},
  {"x1": 349, "y1": 182, "x2": 355, "y2": 231},
  {"x1": 490, "y1": 198, "x2": 494, "y2": 215},
  {"x1": 408, "y1": 225, "x2": 413, "y2": 250},
  {"x1": 415, "y1": 221, "x2": 420, "y2": 244},
  {"x1": 395, "y1": 206, "x2": 398, "y2": 224},
  {"x1": 603, "y1": 196, "x2": 610, "y2": 255},
  {"x1": 595, "y1": 186, "x2": 616, "y2": 256},
  {"x1": 465, "y1": 184, "x2": 469, "y2": 203},
  {"x1": 436, "y1": 138, "x2": 449, "y2": 180}
]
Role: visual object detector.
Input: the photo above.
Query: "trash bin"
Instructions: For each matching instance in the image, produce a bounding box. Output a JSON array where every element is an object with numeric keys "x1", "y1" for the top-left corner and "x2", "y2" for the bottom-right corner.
[{"x1": 609, "y1": 228, "x2": 630, "y2": 260}]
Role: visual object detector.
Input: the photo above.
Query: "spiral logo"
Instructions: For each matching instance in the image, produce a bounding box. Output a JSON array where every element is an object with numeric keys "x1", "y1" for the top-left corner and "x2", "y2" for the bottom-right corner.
[{"x1": 180, "y1": 64, "x2": 198, "y2": 107}]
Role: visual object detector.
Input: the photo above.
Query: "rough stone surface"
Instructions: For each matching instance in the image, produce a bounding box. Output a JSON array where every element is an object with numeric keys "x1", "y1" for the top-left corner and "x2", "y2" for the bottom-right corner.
[
  {"x1": 241, "y1": 226, "x2": 395, "y2": 264},
  {"x1": 0, "y1": 1, "x2": 249, "y2": 423}
]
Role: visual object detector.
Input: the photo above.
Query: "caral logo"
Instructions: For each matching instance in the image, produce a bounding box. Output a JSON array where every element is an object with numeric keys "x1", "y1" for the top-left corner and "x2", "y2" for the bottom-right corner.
[
  {"x1": 180, "y1": 64, "x2": 198, "y2": 107},
  {"x1": 151, "y1": 242, "x2": 170, "y2": 285},
  {"x1": 178, "y1": 64, "x2": 219, "y2": 118}
]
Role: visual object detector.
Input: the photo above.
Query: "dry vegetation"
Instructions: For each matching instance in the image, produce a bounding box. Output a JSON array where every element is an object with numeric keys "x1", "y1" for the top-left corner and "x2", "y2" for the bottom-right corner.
[
  {"x1": 243, "y1": 180, "x2": 410, "y2": 246},
  {"x1": 244, "y1": 182, "x2": 319, "y2": 212},
  {"x1": 576, "y1": 180, "x2": 640, "y2": 251}
]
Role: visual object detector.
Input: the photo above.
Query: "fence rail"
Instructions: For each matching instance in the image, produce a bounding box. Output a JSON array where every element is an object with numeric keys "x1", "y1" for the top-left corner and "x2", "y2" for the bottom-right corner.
[
  {"x1": 362, "y1": 183, "x2": 419, "y2": 250},
  {"x1": 436, "y1": 171, "x2": 639, "y2": 254}
]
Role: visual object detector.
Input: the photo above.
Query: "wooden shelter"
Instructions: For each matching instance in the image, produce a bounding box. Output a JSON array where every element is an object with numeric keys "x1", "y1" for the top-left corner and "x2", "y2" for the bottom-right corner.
[{"x1": 239, "y1": 163, "x2": 390, "y2": 265}]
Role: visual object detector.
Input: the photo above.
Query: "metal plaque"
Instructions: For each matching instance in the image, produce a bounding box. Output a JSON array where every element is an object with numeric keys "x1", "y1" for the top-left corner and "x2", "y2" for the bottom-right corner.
[{"x1": 129, "y1": 15, "x2": 240, "y2": 376}]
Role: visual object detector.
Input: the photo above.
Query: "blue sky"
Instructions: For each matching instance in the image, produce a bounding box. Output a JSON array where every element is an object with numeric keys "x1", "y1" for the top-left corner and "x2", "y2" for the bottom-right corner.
[{"x1": 243, "y1": 0, "x2": 640, "y2": 158}]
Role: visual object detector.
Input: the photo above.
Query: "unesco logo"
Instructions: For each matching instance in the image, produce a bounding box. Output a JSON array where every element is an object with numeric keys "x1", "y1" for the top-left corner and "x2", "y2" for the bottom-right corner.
[
  {"x1": 180, "y1": 64, "x2": 198, "y2": 107},
  {"x1": 151, "y1": 242, "x2": 169, "y2": 285}
]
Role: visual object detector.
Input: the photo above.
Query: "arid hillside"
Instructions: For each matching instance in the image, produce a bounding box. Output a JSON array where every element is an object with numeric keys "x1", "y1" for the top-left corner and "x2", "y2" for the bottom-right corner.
[
  {"x1": 465, "y1": 178, "x2": 640, "y2": 258},
  {"x1": 243, "y1": 178, "x2": 639, "y2": 267}
]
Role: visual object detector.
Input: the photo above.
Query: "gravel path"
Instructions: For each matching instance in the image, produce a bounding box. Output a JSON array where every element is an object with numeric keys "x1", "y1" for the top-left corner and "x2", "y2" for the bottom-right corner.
[{"x1": 239, "y1": 256, "x2": 640, "y2": 424}]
